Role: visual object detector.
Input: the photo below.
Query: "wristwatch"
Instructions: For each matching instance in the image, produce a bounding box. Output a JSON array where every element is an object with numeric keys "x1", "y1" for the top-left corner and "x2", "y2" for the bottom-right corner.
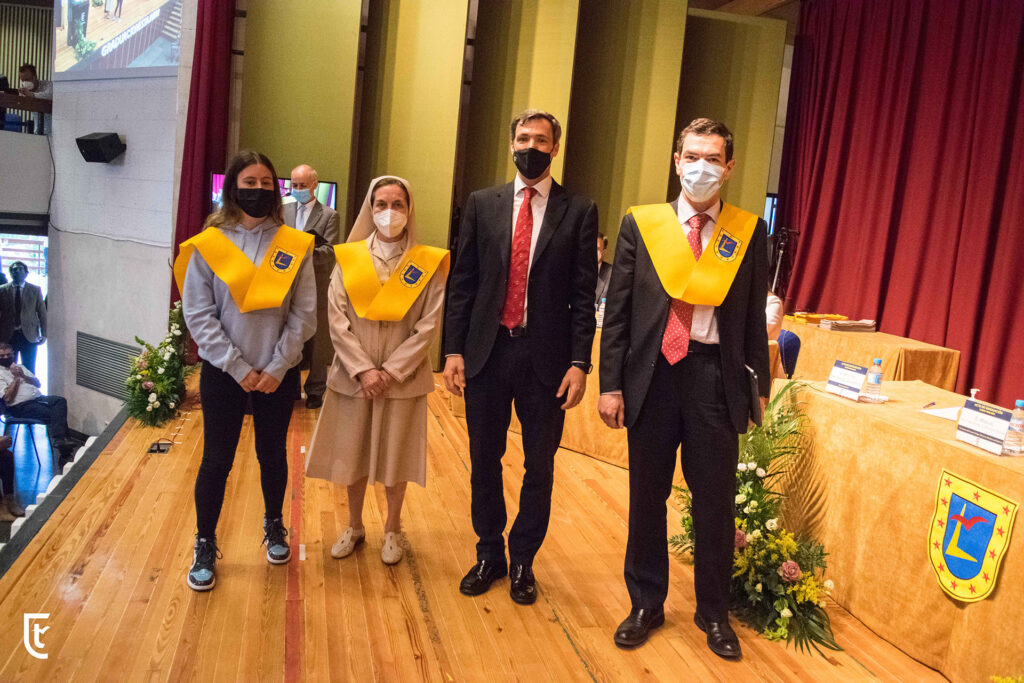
[{"x1": 571, "y1": 361, "x2": 594, "y2": 375}]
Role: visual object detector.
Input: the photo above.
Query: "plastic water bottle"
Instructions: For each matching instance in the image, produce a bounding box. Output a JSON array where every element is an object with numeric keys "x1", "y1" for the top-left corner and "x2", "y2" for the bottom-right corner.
[
  {"x1": 1003, "y1": 400, "x2": 1024, "y2": 456},
  {"x1": 596, "y1": 297, "x2": 607, "y2": 328},
  {"x1": 863, "y1": 358, "x2": 883, "y2": 402}
]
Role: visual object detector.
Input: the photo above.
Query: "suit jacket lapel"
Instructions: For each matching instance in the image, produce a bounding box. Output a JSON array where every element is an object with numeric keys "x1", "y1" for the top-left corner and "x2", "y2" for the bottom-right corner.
[
  {"x1": 496, "y1": 182, "x2": 515, "y2": 268},
  {"x1": 532, "y1": 181, "x2": 568, "y2": 265}
]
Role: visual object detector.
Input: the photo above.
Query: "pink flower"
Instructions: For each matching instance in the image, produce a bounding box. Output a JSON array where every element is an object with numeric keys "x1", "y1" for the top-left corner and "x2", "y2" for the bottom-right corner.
[
  {"x1": 778, "y1": 560, "x2": 802, "y2": 582},
  {"x1": 735, "y1": 529, "x2": 747, "y2": 549},
  {"x1": 138, "y1": 360, "x2": 148, "y2": 370},
  {"x1": 142, "y1": 381, "x2": 154, "y2": 390}
]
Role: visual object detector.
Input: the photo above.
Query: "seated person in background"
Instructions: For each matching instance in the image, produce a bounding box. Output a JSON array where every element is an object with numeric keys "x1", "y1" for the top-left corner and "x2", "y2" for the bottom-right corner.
[
  {"x1": 0, "y1": 434, "x2": 25, "y2": 520},
  {"x1": 0, "y1": 343, "x2": 75, "y2": 459},
  {"x1": 17, "y1": 63, "x2": 52, "y2": 135},
  {"x1": 766, "y1": 290, "x2": 783, "y2": 340}
]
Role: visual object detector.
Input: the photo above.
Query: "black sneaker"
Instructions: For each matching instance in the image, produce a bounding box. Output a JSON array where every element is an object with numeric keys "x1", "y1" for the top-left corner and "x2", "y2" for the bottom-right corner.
[
  {"x1": 187, "y1": 536, "x2": 220, "y2": 591},
  {"x1": 263, "y1": 517, "x2": 291, "y2": 564}
]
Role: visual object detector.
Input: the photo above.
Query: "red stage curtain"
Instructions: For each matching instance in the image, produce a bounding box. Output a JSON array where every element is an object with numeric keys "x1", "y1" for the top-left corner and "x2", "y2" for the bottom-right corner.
[
  {"x1": 171, "y1": 0, "x2": 235, "y2": 301},
  {"x1": 779, "y1": 0, "x2": 1024, "y2": 407}
]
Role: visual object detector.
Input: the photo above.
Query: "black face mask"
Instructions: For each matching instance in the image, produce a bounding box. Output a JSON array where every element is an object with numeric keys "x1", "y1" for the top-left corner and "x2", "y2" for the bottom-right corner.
[
  {"x1": 236, "y1": 188, "x2": 277, "y2": 219},
  {"x1": 513, "y1": 147, "x2": 551, "y2": 180},
  {"x1": 0, "y1": 357, "x2": 12, "y2": 368}
]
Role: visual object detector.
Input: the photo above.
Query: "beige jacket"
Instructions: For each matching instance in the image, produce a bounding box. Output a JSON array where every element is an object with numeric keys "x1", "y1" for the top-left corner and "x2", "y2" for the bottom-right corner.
[{"x1": 326, "y1": 239, "x2": 447, "y2": 398}]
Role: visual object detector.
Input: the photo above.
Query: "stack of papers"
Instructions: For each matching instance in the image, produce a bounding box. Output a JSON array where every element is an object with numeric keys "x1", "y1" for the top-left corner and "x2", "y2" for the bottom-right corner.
[{"x1": 821, "y1": 319, "x2": 877, "y2": 332}]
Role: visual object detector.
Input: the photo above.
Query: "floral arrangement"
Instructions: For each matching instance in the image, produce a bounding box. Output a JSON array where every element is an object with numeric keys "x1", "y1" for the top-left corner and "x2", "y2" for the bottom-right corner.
[
  {"x1": 670, "y1": 381, "x2": 841, "y2": 656},
  {"x1": 124, "y1": 302, "x2": 194, "y2": 427}
]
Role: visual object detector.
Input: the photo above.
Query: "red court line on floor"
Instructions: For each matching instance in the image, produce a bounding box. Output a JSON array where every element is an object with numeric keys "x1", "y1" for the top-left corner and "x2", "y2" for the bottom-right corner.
[{"x1": 284, "y1": 424, "x2": 305, "y2": 683}]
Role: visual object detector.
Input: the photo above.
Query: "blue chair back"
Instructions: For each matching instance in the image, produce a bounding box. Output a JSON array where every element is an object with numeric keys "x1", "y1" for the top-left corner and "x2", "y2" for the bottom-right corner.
[
  {"x1": 4, "y1": 113, "x2": 25, "y2": 132},
  {"x1": 777, "y1": 329, "x2": 801, "y2": 378}
]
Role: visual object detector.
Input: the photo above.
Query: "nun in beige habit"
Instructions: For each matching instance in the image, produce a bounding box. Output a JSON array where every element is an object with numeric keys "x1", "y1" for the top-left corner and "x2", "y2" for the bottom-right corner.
[{"x1": 305, "y1": 176, "x2": 449, "y2": 565}]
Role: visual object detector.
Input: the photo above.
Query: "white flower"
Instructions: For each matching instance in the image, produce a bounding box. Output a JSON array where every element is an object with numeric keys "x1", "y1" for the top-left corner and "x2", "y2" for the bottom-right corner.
[
  {"x1": 743, "y1": 504, "x2": 752, "y2": 514},
  {"x1": 749, "y1": 500, "x2": 758, "y2": 510},
  {"x1": 756, "y1": 467, "x2": 766, "y2": 478},
  {"x1": 766, "y1": 518, "x2": 779, "y2": 531},
  {"x1": 146, "y1": 405, "x2": 153, "y2": 412},
  {"x1": 148, "y1": 393, "x2": 157, "y2": 402},
  {"x1": 749, "y1": 529, "x2": 762, "y2": 540},
  {"x1": 172, "y1": 329, "x2": 182, "y2": 336},
  {"x1": 153, "y1": 401, "x2": 160, "y2": 407},
  {"x1": 158, "y1": 368, "x2": 165, "y2": 374},
  {"x1": 824, "y1": 580, "x2": 834, "y2": 592},
  {"x1": 737, "y1": 462, "x2": 747, "y2": 472},
  {"x1": 136, "y1": 374, "x2": 142, "y2": 380},
  {"x1": 755, "y1": 582, "x2": 763, "y2": 593},
  {"x1": 735, "y1": 493, "x2": 747, "y2": 504},
  {"x1": 780, "y1": 608, "x2": 793, "y2": 618},
  {"x1": 169, "y1": 402, "x2": 176, "y2": 409}
]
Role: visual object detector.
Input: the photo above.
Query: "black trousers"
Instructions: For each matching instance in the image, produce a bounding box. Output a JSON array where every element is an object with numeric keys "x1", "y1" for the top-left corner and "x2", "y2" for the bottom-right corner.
[
  {"x1": 194, "y1": 361, "x2": 297, "y2": 538},
  {"x1": 625, "y1": 347, "x2": 739, "y2": 622},
  {"x1": 11, "y1": 330, "x2": 39, "y2": 375},
  {"x1": 465, "y1": 332, "x2": 565, "y2": 566},
  {"x1": 6, "y1": 395, "x2": 69, "y2": 441}
]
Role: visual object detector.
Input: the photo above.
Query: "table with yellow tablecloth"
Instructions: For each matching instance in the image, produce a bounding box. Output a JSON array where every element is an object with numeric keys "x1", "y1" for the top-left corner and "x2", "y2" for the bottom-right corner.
[
  {"x1": 782, "y1": 320, "x2": 960, "y2": 390},
  {"x1": 452, "y1": 332, "x2": 781, "y2": 469},
  {"x1": 783, "y1": 380, "x2": 1024, "y2": 682}
]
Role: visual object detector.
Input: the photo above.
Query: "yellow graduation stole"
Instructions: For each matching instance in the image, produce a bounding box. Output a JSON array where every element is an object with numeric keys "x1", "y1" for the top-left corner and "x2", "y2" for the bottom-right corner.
[
  {"x1": 173, "y1": 225, "x2": 314, "y2": 313},
  {"x1": 629, "y1": 202, "x2": 758, "y2": 306},
  {"x1": 334, "y1": 240, "x2": 450, "y2": 321}
]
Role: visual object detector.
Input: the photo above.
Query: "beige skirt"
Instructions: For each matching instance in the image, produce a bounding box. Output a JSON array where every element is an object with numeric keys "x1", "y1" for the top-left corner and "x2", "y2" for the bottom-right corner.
[{"x1": 305, "y1": 389, "x2": 427, "y2": 487}]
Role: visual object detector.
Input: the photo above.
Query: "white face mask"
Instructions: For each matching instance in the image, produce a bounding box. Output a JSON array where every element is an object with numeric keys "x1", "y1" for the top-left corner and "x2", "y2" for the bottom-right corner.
[
  {"x1": 20, "y1": 80, "x2": 34, "y2": 91},
  {"x1": 373, "y1": 209, "x2": 407, "y2": 238},
  {"x1": 679, "y1": 159, "x2": 725, "y2": 204}
]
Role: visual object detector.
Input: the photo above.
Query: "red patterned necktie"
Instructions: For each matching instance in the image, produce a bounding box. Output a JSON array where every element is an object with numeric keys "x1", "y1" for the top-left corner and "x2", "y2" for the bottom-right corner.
[
  {"x1": 661, "y1": 213, "x2": 709, "y2": 364},
  {"x1": 500, "y1": 186, "x2": 536, "y2": 329}
]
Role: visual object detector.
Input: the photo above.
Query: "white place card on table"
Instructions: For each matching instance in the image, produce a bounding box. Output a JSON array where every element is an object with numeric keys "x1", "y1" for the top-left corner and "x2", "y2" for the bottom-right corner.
[
  {"x1": 825, "y1": 360, "x2": 868, "y2": 401},
  {"x1": 955, "y1": 400, "x2": 1013, "y2": 455}
]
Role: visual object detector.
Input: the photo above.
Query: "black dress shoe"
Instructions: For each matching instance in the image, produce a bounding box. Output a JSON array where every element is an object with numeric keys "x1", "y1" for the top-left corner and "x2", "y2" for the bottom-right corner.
[
  {"x1": 459, "y1": 560, "x2": 507, "y2": 596},
  {"x1": 613, "y1": 607, "x2": 665, "y2": 648},
  {"x1": 694, "y1": 612, "x2": 742, "y2": 659},
  {"x1": 306, "y1": 395, "x2": 323, "y2": 409},
  {"x1": 509, "y1": 563, "x2": 536, "y2": 605}
]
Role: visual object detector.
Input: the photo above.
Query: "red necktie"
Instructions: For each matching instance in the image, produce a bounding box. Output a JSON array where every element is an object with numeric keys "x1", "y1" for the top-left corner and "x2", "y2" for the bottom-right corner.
[
  {"x1": 661, "y1": 213, "x2": 709, "y2": 364},
  {"x1": 500, "y1": 186, "x2": 536, "y2": 329}
]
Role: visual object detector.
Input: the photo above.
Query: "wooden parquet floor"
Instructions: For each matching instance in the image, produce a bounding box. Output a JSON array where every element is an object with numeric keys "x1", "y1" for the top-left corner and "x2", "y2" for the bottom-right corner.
[{"x1": 0, "y1": 380, "x2": 944, "y2": 681}]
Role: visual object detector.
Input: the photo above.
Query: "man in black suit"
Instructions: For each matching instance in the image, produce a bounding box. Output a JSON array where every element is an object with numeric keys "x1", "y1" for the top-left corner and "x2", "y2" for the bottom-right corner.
[
  {"x1": 444, "y1": 108, "x2": 598, "y2": 605},
  {"x1": 598, "y1": 118, "x2": 770, "y2": 657}
]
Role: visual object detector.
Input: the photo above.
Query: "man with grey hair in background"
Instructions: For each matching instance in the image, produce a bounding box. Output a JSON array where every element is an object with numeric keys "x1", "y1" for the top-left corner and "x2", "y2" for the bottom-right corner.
[{"x1": 284, "y1": 164, "x2": 340, "y2": 409}]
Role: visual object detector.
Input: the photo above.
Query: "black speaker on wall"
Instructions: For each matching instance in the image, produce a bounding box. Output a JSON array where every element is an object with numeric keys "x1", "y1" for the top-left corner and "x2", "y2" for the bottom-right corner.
[{"x1": 76, "y1": 132, "x2": 126, "y2": 163}]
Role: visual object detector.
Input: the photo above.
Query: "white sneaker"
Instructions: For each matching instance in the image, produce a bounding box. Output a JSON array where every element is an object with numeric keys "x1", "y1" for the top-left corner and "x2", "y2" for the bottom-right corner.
[
  {"x1": 331, "y1": 527, "x2": 365, "y2": 558},
  {"x1": 381, "y1": 531, "x2": 404, "y2": 565}
]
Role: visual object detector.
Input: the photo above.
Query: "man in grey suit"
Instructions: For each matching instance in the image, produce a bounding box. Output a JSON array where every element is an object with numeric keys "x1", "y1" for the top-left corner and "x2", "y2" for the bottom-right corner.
[
  {"x1": 0, "y1": 262, "x2": 47, "y2": 374},
  {"x1": 283, "y1": 164, "x2": 340, "y2": 409}
]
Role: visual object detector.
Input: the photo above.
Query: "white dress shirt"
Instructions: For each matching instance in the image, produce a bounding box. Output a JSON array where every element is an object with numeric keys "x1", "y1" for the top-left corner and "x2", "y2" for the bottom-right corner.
[
  {"x1": 12, "y1": 282, "x2": 24, "y2": 331},
  {"x1": 295, "y1": 196, "x2": 317, "y2": 231},
  {"x1": 511, "y1": 173, "x2": 552, "y2": 326},
  {"x1": 0, "y1": 365, "x2": 41, "y2": 406},
  {"x1": 677, "y1": 194, "x2": 721, "y2": 344},
  {"x1": 766, "y1": 292, "x2": 783, "y2": 340}
]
